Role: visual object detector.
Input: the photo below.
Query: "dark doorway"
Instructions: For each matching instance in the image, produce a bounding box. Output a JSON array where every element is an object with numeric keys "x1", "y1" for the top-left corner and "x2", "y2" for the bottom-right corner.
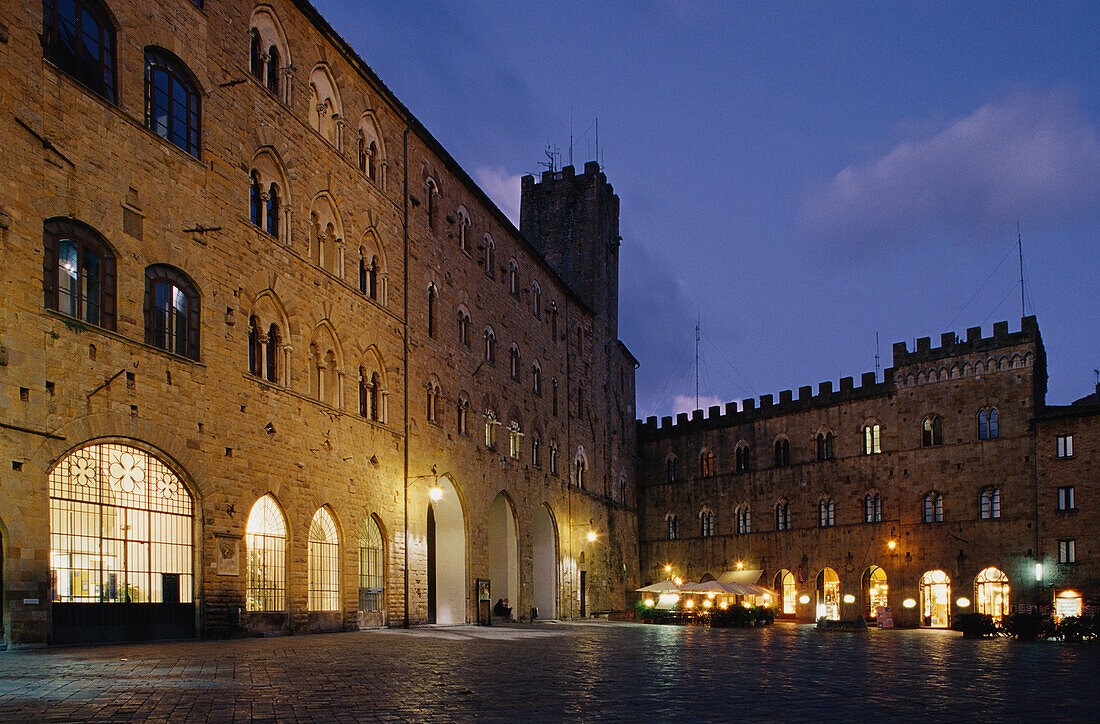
[
  {"x1": 427, "y1": 504, "x2": 437, "y2": 624},
  {"x1": 580, "y1": 570, "x2": 587, "y2": 617}
]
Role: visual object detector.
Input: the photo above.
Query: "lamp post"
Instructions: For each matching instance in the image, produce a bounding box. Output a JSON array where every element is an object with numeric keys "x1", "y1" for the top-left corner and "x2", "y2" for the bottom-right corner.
[{"x1": 404, "y1": 465, "x2": 448, "y2": 628}]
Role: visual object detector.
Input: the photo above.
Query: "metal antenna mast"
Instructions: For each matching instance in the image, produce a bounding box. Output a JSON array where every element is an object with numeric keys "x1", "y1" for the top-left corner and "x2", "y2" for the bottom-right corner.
[
  {"x1": 875, "y1": 331, "x2": 881, "y2": 379},
  {"x1": 695, "y1": 315, "x2": 701, "y2": 410},
  {"x1": 1018, "y1": 221, "x2": 1026, "y2": 318}
]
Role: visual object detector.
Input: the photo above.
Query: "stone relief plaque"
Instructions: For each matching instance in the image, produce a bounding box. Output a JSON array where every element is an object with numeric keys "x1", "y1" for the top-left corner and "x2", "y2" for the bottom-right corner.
[{"x1": 214, "y1": 534, "x2": 240, "y2": 576}]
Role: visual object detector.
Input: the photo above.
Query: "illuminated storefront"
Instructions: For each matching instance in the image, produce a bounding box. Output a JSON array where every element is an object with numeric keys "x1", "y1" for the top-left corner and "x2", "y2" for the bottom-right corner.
[
  {"x1": 975, "y1": 567, "x2": 1009, "y2": 622},
  {"x1": 1054, "y1": 590, "x2": 1083, "y2": 621},
  {"x1": 863, "y1": 565, "x2": 888, "y2": 619},
  {"x1": 816, "y1": 568, "x2": 840, "y2": 621},
  {"x1": 774, "y1": 569, "x2": 797, "y2": 615},
  {"x1": 920, "y1": 570, "x2": 951, "y2": 628}
]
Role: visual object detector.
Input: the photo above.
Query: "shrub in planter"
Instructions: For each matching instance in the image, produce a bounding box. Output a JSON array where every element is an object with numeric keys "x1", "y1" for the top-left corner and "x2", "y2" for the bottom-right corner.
[
  {"x1": 1057, "y1": 616, "x2": 1093, "y2": 642},
  {"x1": 952, "y1": 613, "x2": 998, "y2": 638},
  {"x1": 1004, "y1": 612, "x2": 1055, "y2": 641}
]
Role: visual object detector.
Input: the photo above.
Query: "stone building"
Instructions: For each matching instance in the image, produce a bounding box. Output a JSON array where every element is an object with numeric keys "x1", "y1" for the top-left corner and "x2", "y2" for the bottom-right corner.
[
  {"x1": 637, "y1": 317, "x2": 1098, "y2": 627},
  {"x1": 0, "y1": 0, "x2": 637, "y2": 647}
]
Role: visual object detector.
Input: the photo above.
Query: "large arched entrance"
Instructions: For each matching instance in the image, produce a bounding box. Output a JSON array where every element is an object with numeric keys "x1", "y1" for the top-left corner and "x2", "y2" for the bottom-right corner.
[
  {"x1": 816, "y1": 568, "x2": 840, "y2": 621},
  {"x1": 920, "y1": 570, "x2": 951, "y2": 627},
  {"x1": 48, "y1": 441, "x2": 195, "y2": 644},
  {"x1": 862, "y1": 565, "x2": 888, "y2": 619},
  {"x1": 532, "y1": 505, "x2": 558, "y2": 620},
  {"x1": 774, "y1": 569, "x2": 796, "y2": 615},
  {"x1": 488, "y1": 492, "x2": 519, "y2": 620},
  {"x1": 427, "y1": 476, "x2": 466, "y2": 624},
  {"x1": 975, "y1": 567, "x2": 1009, "y2": 622}
]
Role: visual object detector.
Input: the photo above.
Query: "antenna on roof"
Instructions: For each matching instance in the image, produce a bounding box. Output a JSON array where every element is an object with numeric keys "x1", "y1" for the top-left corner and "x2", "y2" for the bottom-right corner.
[
  {"x1": 695, "y1": 315, "x2": 701, "y2": 410},
  {"x1": 595, "y1": 117, "x2": 599, "y2": 166},
  {"x1": 538, "y1": 144, "x2": 556, "y2": 173},
  {"x1": 875, "y1": 331, "x2": 881, "y2": 379},
  {"x1": 569, "y1": 106, "x2": 574, "y2": 167},
  {"x1": 1017, "y1": 221, "x2": 1026, "y2": 318}
]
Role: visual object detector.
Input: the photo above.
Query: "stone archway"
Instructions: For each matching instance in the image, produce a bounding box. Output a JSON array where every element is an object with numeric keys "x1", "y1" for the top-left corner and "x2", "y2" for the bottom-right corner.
[
  {"x1": 427, "y1": 476, "x2": 466, "y2": 624},
  {"x1": 532, "y1": 505, "x2": 558, "y2": 620},
  {"x1": 488, "y1": 493, "x2": 519, "y2": 620}
]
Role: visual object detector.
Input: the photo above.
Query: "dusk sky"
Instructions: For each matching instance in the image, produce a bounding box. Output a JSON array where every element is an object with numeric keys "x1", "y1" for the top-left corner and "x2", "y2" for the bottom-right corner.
[{"x1": 314, "y1": 0, "x2": 1100, "y2": 418}]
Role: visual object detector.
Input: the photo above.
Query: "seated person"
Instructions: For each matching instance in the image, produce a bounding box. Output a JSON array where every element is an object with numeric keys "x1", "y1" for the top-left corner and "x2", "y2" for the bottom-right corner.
[{"x1": 492, "y1": 597, "x2": 512, "y2": 618}]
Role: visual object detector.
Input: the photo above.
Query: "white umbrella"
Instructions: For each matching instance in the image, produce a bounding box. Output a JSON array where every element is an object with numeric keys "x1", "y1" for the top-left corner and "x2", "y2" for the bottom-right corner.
[
  {"x1": 678, "y1": 580, "x2": 730, "y2": 594},
  {"x1": 636, "y1": 579, "x2": 681, "y2": 594}
]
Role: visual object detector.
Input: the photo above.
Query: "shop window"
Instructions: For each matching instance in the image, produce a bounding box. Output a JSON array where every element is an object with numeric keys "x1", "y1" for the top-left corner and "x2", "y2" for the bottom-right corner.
[
  {"x1": 308, "y1": 508, "x2": 340, "y2": 612},
  {"x1": 246, "y1": 495, "x2": 287, "y2": 611}
]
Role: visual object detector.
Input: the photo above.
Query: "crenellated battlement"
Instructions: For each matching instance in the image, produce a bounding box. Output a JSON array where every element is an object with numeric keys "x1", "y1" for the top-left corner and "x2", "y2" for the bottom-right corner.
[{"x1": 892, "y1": 316, "x2": 1040, "y2": 368}]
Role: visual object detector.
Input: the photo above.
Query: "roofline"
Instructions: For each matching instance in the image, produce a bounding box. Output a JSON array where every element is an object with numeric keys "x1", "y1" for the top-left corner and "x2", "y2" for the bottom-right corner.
[{"x1": 289, "y1": 0, "x2": 594, "y2": 316}]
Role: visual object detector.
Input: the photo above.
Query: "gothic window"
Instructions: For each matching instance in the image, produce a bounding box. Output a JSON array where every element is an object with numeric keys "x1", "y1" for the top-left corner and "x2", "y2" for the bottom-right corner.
[
  {"x1": 532, "y1": 282, "x2": 541, "y2": 317},
  {"x1": 249, "y1": 171, "x2": 263, "y2": 227},
  {"x1": 736, "y1": 505, "x2": 751, "y2": 534},
  {"x1": 484, "y1": 328, "x2": 496, "y2": 365},
  {"x1": 144, "y1": 264, "x2": 200, "y2": 360},
  {"x1": 775, "y1": 501, "x2": 790, "y2": 531},
  {"x1": 508, "y1": 259, "x2": 519, "y2": 296},
  {"x1": 357, "y1": 131, "x2": 367, "y2": 173},
  {"x1": 816, "y1": 432, "x2": 835, "y2": 461},
  {"x1": 550, "y1": 303, "x2": 558, "y2": 341},
  {"x1": 308, "y1": 507, "x2": 339, "y2": 612},
  {"x1": 457, "y1": 209, "x2": 470, "y2": 254},
  {"x1": 425, "y1": 381, "x2": 440, "y2": 423},
  {"x1": 246, "y1": 495, "x2": 287, "y2": 611},
  {"x1": 574, "y1": 450, "x2": 587, "y2": 489},
  {"x1": 819, "y1": 498, "x2": 836, "y2": 527},
  {"x1": 307, "y1": 66, "x2": 342, "y2": 147},
  {"x1": 508, "y1": 422, "x2": 522, "y2": 459},
  {"x1": 457, "y1": 309, "x2": 470, "y2": 346},
  {"x1": 862, "y1": 424, "x2": 881, "y2": 454},
  {"x1": 359, "y1": 369, "x2": 382, "y2": 422},
  {"x1": 457, "y1": 394, "x2": 469, "y2": 435},
  {"x1": 922, "y1": 492, "x2": 944, "y2": 523},
  {"x1": 774, "y1": 438, "x2": 790, "y2": 467},
  {"x1": 552, "y1": 379, "x2": 559, "y2": 416},
  {"x1": 978, "y1": 408, "x2": 1000, "y2": 440},
  {"x1": 249, "y1": 29, "x2": 264, "y2": 80},
  {"x1": 667, "y1": 455, "x2": 678, "y2": 483},
  {"x1": 509, "y1": 345, "x2": 520, "y2": 381},
  {"x1": 667, "y1": 514, "x2": 680, "y2": 540},
  {"x1": 484, "y1": 410, "x2": 498, "y2": 448},
  {"x1": 532, "y1": 435, "x2": 542, "y2": 467},
  {"x1": 265, "y1": 323, "x2": 279, "y2": 383},
  {"x1": 49, "y1": 443, "x2": 193, "y2": 605},
  {"x1": 735, "y1": 444, "x2": 751, "y2": 473},
  {"x1": 358, "y1": 517, "x2": 384, "y2": 613},
  {"x1": 549, "y1": 443, "x2": 559, "y2": 474},
  {"x1": 700, "y1": 509, "x2": 715, "y2": 537},
  {"x1": 699, "y1": 450, "x2": 715, "y2": 478},
  {"x1": 864, "y1": 492, "x2": 882, "y2": 523},
  {"x1": 425, "y1": 179, "x2": 437, "y2": 228},
  {"x1": 532, "y1": 363, "x2": 542, "y2": 396},
  {"x1": 484, "y1": 236, "x2": 495, "y2": 277},
  {"x1": 42, "y1": 0, "x2": 117, "y2": 103},
  {"x1": 367, "y1": 141, "x2": 377, "y2": 181},
  {"x1": 922, "y1": 415, "x2": 943, "y2": 447},
  {"x1": 266, "y1": 46, "x2": 280, "y2": 95},
  {"x1": 145, "y1": 47, "x2": 201, "y2": 158},
  {"x1": 248, "y1": 316, "x2": 263, "y2": 376},
  {"x1": 427, "y1": 285, "x2": 436, "y2": 338},
  {"x1": 43, "y1": 218, "x2": 116, "y2": 330},
  {"x1": 266, "y1": 184, "x2": 280, "y2": 238},
  {"x1": 979, "y1": 487, "x2": 1001, "y2": 520}
]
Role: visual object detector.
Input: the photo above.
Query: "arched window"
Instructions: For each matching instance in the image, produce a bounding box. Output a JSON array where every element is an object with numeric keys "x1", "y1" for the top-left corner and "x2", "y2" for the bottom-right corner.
[
  {"x1": 550, "y1": 303, "x2": 558, "y2": 341},
  {"x1": 246, "y1": 495, "x2": 287, "y2": 611},
  {"x1": 145, "y1": 48, "x2": 201, "y2": 158},
  {"x1": 975, "y1": 567, "x2": 1009, "y2": 622},
  {"x1": 667, "y1": 514, "x2": 680, "y2": 540},
  {"x1": 862, "y1": 424, "x2": 881, "y2": 454},
  {"x1": 427, "y1": 285, "x2": 436, "y2": 338},
  {"x1": 248, "y1": 316, "x2": 262, "y2": 376},
  {"x1": 989, "y1": 408, "x2": 999, "y2": 439},
  {"x1": 425, "y1": 179, "x2": 437, "y2": 228},
  {"x1": 484, "y1": 410, "x2": 498, "y2": 448},
  {"x1": 484, "y1": 329, "x2": 496, "y2": 365},
  {"x1": 358, "y1": 517, "x2": 384, "y2": 613},
  {"x1": 508, "y1": 259, "x2": 518, "y2": 296},
  {"x1": 425, "y1": 381, "x2": 441, "y2": 423},
  {"x1": 49, "y1": 443, "x2": 193, "y2": 604},
  {"x1": 367, "y1": 141, "x2": 377, "y2": 181},
  {"x1": 265, "y1": 323, "x2": 279, "y2": 383},
  {"x1": 43, "y1": 0, "x2": 117, "y2": 103},
  {"x1": 575, "y1": 455, "x2": 587, "y2": 489},
  {"x1": 249, "y1": 171, "x2": 263, "y2": 226},
  {"x1": 509, "y1": 345, "x2": 520, "y2": 381},
  {"x1": 357, "y1": 131, "x2": 367, "y2": 173},
  {"x1": 774, "y1": 438, "x2": 790, "y2": 467},
  {"x1": 359, "y1": 252, "x2": 367, "y2": 295},
  {"x1": 249, "y1": 29, "x2": 264, "y2": 80},
  {"x1": 816, "y1": 432, "x2": 835, "y2": 461},
  {"x1": 819, "y1": 498, "x2": 835, "y2": 527},
  {"x1": 667, "y1": 455, "x2": 678, "y2": 483},
  {"x1": 457, "y1": 395, "x2": 469, "y2": 436},
  {"x1": 922, "y1": 415, "x2": 943, "y2": 447},
  {"x1": 864, "y1": 492, "x2": 882, "y2": 523},
  {"x1": 699, "y1": 450, "x2": 715, "y2": 478},
  {"x1": 266, "y1": 45, "x2": 280, "y2": 95},
  {"x1": 532, "y1": 282, "x2": 542, "y2": 317},
  {"x1": 308, "y1": 508, "x2": 340, "y2": 612},
  {"x1": 508, "y1": 422, "x2": 522, "y2": 459},
  {"x1": 549, "y1": 443, "x2": 559, "y2": 475},
  {"x1": 736, "y1": 505, "x2": 751, "y2": 534},
  {"x1": 775, "y1": 501, "x2": 790, "y2": 531},
  {"x1": 457, "y1": 309, "x2": 470, "y2": 346},
  {"x1": 979, "y1": 487, "x2": 1001, "y2": 520},
  {"x1": 144, "y1": 265, "x2": 200, "y2": 360},
  {"x1": 359, "y1": 369, "x2": 382, "y2": 422},
  {"x1": 532, "y1": 363, "x2": 542, "y2": 396},
  {"x1": 735, "y1": 444, "x2": 751, "y2": 473},
  {"x1": 978, "y1": 408, "x2": 1000, "y2": 440},
  {"x1": 532, "y1": 435, "x2": 542, "y2": 467},
  {"x1": 43, "y1": 218, "x2": 117, "y2": 329},
  {"x1": 266, "y1": 183, "x2": 280, "y2": 239},
  {"x1": 923, "y1": 492, "x2": 944, "y2": 523},
  {"x1": 484, "y1": 236, "x2": 495, "y2": 277},
  {"x1": 700, "y1": 508, "x2": 715, "y2": 537}
]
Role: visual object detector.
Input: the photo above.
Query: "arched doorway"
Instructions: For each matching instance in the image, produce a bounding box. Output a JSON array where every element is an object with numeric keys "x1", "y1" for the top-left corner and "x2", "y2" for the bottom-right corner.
[
  {"x1": 48, "y1": 442, "x2": 195, "y2": 643},
  {"x1": 532, "y1": 505, "x2": 558, "y2": 620},
  {"x1": 975, "y1": 567, "x2": 1009, "y2": 622},
  {"x1": 488, "y1": 493, "x2": 518, "y2": 620},
  {"x1": 357, "y1": 515, "x2": 385, "y2": 628},
  {"x1": 862, "y1": 565, "x2": 888, "y2": 619},
  {"x1": 427, "y1": 476, "x2": 466, "y2": 624},
  {"x1": 816, "y1": 568, "x2": 840, "y2": 621},
  {"x1": 920, "y1": 570, "x2": 951, "y2": 627},
  {"x1": 774, "y1": 569, "x2": 796, "y2": 615}
]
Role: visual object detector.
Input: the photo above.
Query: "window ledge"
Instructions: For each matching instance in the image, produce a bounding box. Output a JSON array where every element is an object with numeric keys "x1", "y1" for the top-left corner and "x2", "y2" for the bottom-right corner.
[{"x1": 45, "y1": 309, "x2": 205, "y2": 367}]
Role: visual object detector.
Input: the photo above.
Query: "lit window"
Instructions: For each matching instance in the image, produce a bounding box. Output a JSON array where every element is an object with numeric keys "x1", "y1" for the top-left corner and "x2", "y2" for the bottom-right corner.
[
  {"x1": 700, "y1": 450, "x2": 715, "y2": 478},
  {"x1": 508, "y1": 423, "x2": 522, "y2": 459},
  {"x1": 1058, "y1": 539, "x2": 1076, "y2": 564},
  {"x1": 922, "y1": 492, "x2": 944, "y2": 523},
  {"x1": 922, "y1": 415, "x2": 943, "y2": 447},
  {"x1": 42, "y1": 0, "x2": 117, "y2": 103},
  {"x1": 457, "y1": 396, "x2": 469, "y2": 436},
  {"x1": 863, "y1": 424, "x2": 881, "y2": 454},
  {"x1": 49, "y1": 443, "x2": 193, "y2": 604},
  {"x1": 144, "y1": 265, "x2": 200, "y2": 360},
  {"x1": 1056, "y1": 434, "x2": 1073, "y2": 458},
  {"x1": 246, "y1": 495, "x2": 287, "y2": 611},
  {"x1": 549, "y1": 444, "x2": 558, "y2": 475},
  {"x1": 145, "y1": 47, "x2": 201, "y2": 158},
  {"x1": 44, "y1": 218, "x2": 116, "y2": 330},
  {"x1": 484, "y1": 411, "x2": 497, "y2": 448},
  {"x1": 979, "y1": 487, "x2": 1001, "y2": 520},
  {"x1": 358, "y1": 517, "x2": 384, "y2": 613},
  {"x1": 308, "y1": 508, "x2": 339, "y2": 612},
  {"x1": 1057, "y1": 486, "x2": 1075, "y2": 511}
]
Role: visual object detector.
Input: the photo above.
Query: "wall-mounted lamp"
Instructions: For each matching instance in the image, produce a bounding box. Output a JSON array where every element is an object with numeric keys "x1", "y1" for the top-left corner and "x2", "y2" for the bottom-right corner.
[
  {"x1": 1034, "y1": 563, "x2": 1043, "y2": 582},
  {"x1": 586, "y1": 530, "x2": 597, "y2": 543}
]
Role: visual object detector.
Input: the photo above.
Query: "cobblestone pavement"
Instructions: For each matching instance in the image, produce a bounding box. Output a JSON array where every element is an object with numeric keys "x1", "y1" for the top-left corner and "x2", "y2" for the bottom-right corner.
[{"x1": 1, "y1": 621, "x2": 1097, "y2": 722}]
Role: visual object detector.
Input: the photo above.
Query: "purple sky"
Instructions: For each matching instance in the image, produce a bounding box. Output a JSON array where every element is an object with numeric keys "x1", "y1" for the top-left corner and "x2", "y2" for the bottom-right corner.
[{"x1": 314, "y1": 0, "x2": 1100, "y2": 417}]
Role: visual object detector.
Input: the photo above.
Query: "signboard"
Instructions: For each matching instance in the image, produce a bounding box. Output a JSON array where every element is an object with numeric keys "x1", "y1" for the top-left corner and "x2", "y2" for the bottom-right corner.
[
  {"x1": 875, "y1": 606, "x2": 894, "y2": 628},
  {"x1": 214, "y1": 534, "x2": 240, "y2": 576},
  {"x1": 477, "y1": 578, "x2": 491, "y2": 602}
]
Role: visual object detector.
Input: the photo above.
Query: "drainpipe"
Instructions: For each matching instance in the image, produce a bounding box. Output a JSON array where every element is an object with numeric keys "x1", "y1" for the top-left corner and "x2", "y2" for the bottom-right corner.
[{"x1": 402, "y1": 124, "x2": 411, "y2": 629}]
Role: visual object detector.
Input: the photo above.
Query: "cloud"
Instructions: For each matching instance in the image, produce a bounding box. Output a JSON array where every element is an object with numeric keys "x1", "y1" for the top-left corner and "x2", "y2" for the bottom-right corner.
[
  {"x1": 801, "y1": 90, "x2": 1100, "y2": 248},
  {"x1": 671, "y1": 395, "x2": 726, "y2": 416},
  {"x1": 473, "y1": 166, "x2": 523, "y2": 225}
]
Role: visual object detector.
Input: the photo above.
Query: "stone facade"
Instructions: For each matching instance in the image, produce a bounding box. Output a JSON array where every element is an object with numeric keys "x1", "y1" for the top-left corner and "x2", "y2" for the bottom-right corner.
[
  {"x1": 636, "y1": 317, "x2": 1098, "y2": 626},
  {"x1": 0, "y1": 0, "x2": 637, "y2": 647}
]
